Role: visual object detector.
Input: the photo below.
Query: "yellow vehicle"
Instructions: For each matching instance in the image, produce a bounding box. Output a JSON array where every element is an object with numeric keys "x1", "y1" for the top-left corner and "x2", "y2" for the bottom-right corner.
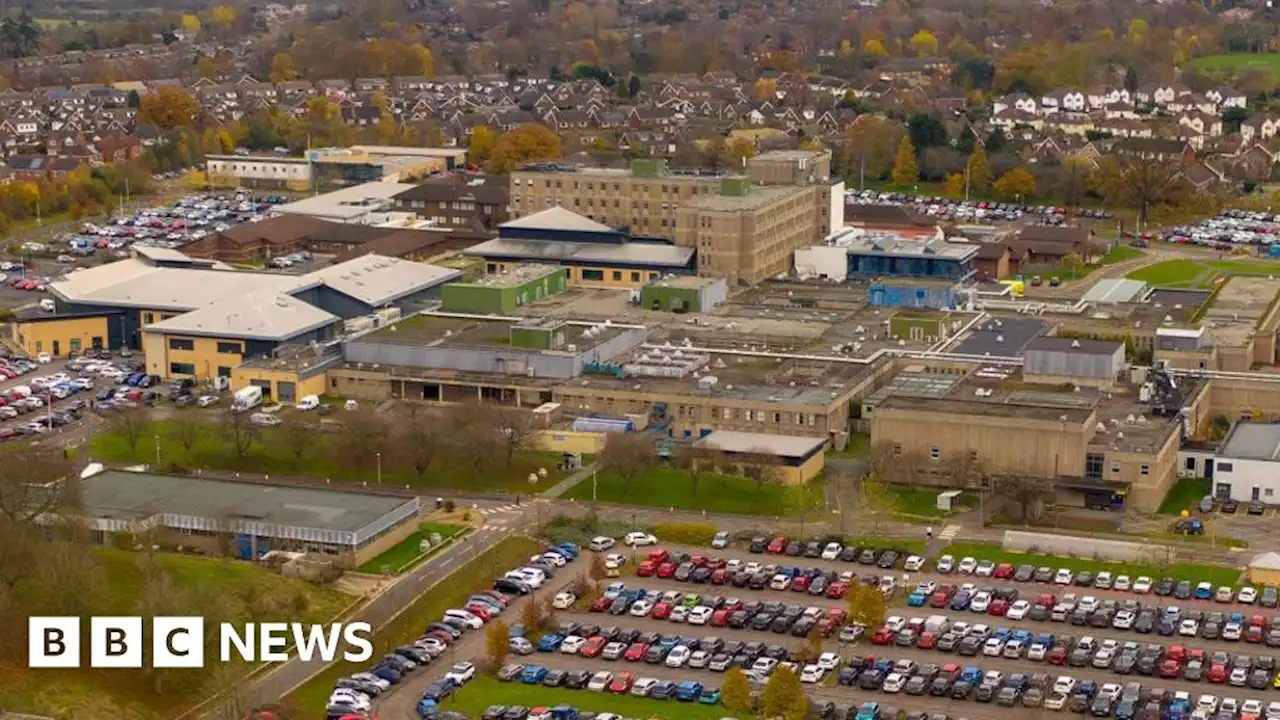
[{"x1": 999, "y1": 279, "x2": 1025, "y2": 298}]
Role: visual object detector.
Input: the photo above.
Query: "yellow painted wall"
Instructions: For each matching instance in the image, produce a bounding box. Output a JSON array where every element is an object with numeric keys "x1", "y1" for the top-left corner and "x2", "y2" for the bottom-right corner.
[
  {"x1": 143, "y1": 331, "x2": 244, "y2": 380},
  {"x1": 231, "y1": 365, "x2": 326, "y2": 401},
  {"x1": 489, "y1": 261, "x2": 660, "y2": 289},
  {"x1": 1249, "y1": 567, "x2": 1280, "y2": 586},
  {"x1": 12, "y1": 316, "x2": 109, "y2": 356},
  {"x1": 533, "y1": 429, "x2": 607, "y2": 454}
]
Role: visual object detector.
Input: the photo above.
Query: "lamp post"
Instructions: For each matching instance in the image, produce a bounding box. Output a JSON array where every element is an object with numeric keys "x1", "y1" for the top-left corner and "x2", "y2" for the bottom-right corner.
[
  {"x1": 376, "y1": 452, "x2": 382, "y2": 486},
  {"x1": 154, "y1": 434, "x2": 160, "y2": 466}
]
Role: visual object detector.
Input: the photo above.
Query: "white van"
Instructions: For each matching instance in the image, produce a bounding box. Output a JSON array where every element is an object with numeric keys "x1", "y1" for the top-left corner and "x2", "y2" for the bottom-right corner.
[
  {"x1": 250, "y1": 412, "x2": 281, "y2": 427},
  {"x1": 296, "y1": 394, "x2": 320, "y2": 411},
  {"x1": 39, "y1": 298, "x2": 54, "y2": 313}
]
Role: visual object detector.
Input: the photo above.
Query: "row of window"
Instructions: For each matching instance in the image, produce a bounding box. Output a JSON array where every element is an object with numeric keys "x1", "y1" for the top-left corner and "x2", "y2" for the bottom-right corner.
[
  {"x1": 891, "y1": 445, "x2": 1152, "y2": 477},
  {"x1": 579, "y1": 269, "x2": 657, "y2": 283},
  {"x1": 167, "y1": 338, "x2": 243, "y2": 354},
  {"x1": 169, "y1": 363, "x2": 233, "y2": 377}
]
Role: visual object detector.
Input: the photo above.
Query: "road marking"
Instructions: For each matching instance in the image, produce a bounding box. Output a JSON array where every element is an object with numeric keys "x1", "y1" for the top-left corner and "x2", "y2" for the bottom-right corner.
[{"x1": 938, "y1": 524, "x2": 962, "y2": 540}]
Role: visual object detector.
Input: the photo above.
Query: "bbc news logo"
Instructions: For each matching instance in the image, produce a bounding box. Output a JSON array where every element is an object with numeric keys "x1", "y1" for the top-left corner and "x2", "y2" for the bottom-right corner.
[{"x1": 29, "y1": 617, "x2": 373, "y2": 668}]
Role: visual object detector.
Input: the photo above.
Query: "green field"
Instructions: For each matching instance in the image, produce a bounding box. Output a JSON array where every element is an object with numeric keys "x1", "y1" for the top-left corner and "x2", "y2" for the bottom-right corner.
[
  {"x1": 1188, "y1": 53, "x2": 1280, "y2": 77},
  {"x1": 563, "y1": 465, "x2": 826, "y2": 516},
  {"x1": 1158, "y1": 477, "x2": 1210, "y2": 515},
  {"x1": 289, "y1": 537, "x2": 543, "y2": 716},
  {"x1": 941, "y1": 541, "x2": 1242, "y2": 586},
  {"x1": 1126, "y1": 257, "x2": 1280, "y2": 289},
  {"x1": 434, "y1": 676, "x2": 745, "y2": 719},
  {"x1": 357, "y1": 521, "x2": 467, "y2": 574},
  {"x1": 90, "y1": 418, "x2": 572, "y2": 493},
  {"x1": 866, "y1": 481, "x2": 974, "y2": 519},
  {"x1": 1038, "y1": 245, "x2": 1145, "y2": 282},
  {"x1": 1, "y1": 548, "x2": 351, "y2": 720}
]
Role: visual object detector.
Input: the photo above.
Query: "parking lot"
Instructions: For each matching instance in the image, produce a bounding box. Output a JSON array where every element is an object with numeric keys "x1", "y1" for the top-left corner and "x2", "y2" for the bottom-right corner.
[
  {"x1": 1163, "y1": 210, "x2": 1280, "y2": 250},
  {"x1": 845, "y1": 189, "x2": 1110, "y2": 227}
]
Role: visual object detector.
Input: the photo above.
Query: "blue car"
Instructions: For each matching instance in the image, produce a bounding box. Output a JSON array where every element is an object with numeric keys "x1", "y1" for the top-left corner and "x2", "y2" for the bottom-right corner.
[
  {"x1": 417, "y1": 698, "x2": 439, "y2": 719},
  {"x1": 856, "y1": 702, "x2": 882, "y2": 720},
  {"x1": 699, "y1": 687, "x2": 721, "y2": 705},
  {"x1": 658, "y1": 635, "x2": 680, "y2": 651},
  {"x1": 675, "y1": 680, "x2": 703, "y2": 701},
  {"x1": 554, "y1": 542, "x2": 579, "y2": 558},
  {"x1": 1012, "y1": 629, "x2": 1032, "y2": 643},
  {"x1": 907, "y1": 592, "x2": 927, "y2": 607},
  {"x1": 960, "y1": 666, "x2": 982, "y2": 685},
  {"x1": 520, "y1": 665, "x2": 548, "y2": 684},
  {"x1": 370, "y1": 663, "x2": 403, "y2": 683},
  {"x1": 1194, "y1": 583, "x2": 1213, "y2": 600},
  {"x1": 537, "y1": 634, "x2": 564, "y2": 652},
  {"x1": 951, "y1": 592, "x2": 971, "y2": 610}
]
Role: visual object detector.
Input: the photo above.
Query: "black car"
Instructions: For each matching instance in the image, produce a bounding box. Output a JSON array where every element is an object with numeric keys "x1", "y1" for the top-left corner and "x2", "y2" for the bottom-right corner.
[
  {"x1": 1014, "y1": 565, "x2": 1035, "y2": 582},
  {"x1": 644, "y1": 645, "x2": 666, "y2": 663},
  {"x1": 951, "y1": 681, "x2": 973, "y2": 700},
  {"x1": 1262, "y1": 586, "x2": 1278, "y2": 608},
  {"x1": 1034, "y1": 567, "x2": 1055, "y2": 583},
  {"x1": 564, "y1": 670, "x2": 590, "y2": 689},
  {"x1": 1155, "y1": 577, "x2": 1175, "y2": 596},
  {"x1": 1222, "y1": 499, "x2": 1239, "y2": 514},
  {"x1": 770, "y1": 616, "x2": 792, "y2": 633},
  {"x1": 541, "y1": 669, "x2": 567, "y2": 687},
  {"x1": 838, "y1": 667, "x2": 860, "y2": 686},
  {"x1": 858, "y1": 549, "x2": 877, "y2": 565},
  {"x1": 501, "y1": 707, "x2": 529, "y2": 720},
  {"x1": 929, "y1": 677, "x2": 951, "y2": 695},
  {"x1": 974, "y1": 683, "x2": 998, "y2": 703},
  {"x1": 1074, "y1": 571, "x2": 1095, "y2": 587},
  {"x1": 785, "y1": 541, "x2": 804, "y2": 556},
  {"x1": 839, "y1": 547, "x2": 860, "y2": 562},
  {"x1": 691, "y1": 566, "x2": 713, "y2": 583},
  {"x1": 648, "y1": 680, "x2": 677, "y2": 699},
  {"x1": 674, "y1": 563, "x2": 695, "y2": 582},
  {"x1": 1249, "y1": 501, "x2": 1266, "y2": 516},
  {"x1": 609, "y1": 597, "x2": 629, "y2": 614},
  {"x1": 877, "y1": 550, "x2": 899, "y2": 569},
  {"x1": 483, "y1": 707, "x2": 508, "y2": 720},
  {"x1": 749, "y1": 537, "x2": 767, "y2": 553},
  {"x1": 859, "y1": 670, "x2": 885, "y2": 689},
  {"x1": 804, "y1": 541, "x2": 823, "y2": 558},
  {"x1": 1174, "y1": 581, "x2": 1192, "y2": 600}
]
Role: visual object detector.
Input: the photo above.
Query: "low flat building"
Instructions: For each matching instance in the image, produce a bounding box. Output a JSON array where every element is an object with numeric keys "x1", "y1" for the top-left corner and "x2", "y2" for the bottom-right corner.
[
  {"x1": 1023, "y1": 337, "x2": 1126, "y2": 388},
  {"x1": 1207, "y1": 421, "x2": 1280, "y2": 503},
  {"x1": 440, "y1": 265, "x2": 570, "y2": 313},
  {"x1": 795, "y1": 227, "x2": 977, "y2": 283},
  {"x1": 693, "y1": 429, "x2": 827, "y2": 484},
  {"x1": 76, "y1": 469, "x2": 420, "y2": 567},
  {"x1": 271, "y1": 181, "x2": 418, "y2": 225}
]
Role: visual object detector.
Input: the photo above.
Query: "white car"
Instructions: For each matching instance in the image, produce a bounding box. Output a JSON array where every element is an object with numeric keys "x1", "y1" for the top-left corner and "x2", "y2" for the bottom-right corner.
[
  {"x1": 1180, "y1": 619, "x2": 1200, "y2": 636},
  {"x1": 770, "y1": 574, "x2": 791, "y2": 591},
  {"x1": 975, "y1": 559, "x2": 996, "y2": 577},
  {"x1": 688, "y1": 650, "x2": 710, "y2": 668},
  {"x1": 665, "y1": 645, "x2": 691, "y2": 667},
  {"x1": 197, "y1": 395, "x2": 218, "y2": 407},
  {"x1": 443, "y1": 609, "x2": 482, "y2": 629},
  {"x1": 624, "y1": 532, "x2": 657, "y2": 546},
  {"x1": 587, "y1": 671, "x2": 613, "y2": 691},
  {"x1": 1113, "y1": 610, "x2": 1136, "y2": 630},
  {"x1": 552, "y1": 592, "x2": 576, "y2": 610},
  {"x1": 329, "y1": 691, "x2": 370, "y2": 711},
  {"x1": 817, "y1": 652, "x2": 840, "y2": 671},
  {"x1": 1028, "y1": 642, "x2": 1048, "y2": 661},
  {"x1": 1223, "y1": 622, "x2": 1243, "y2": 641},
  {"x1": 534, "y1": 552, "x2": 567, "y2": 567},
  {"x1": 349, "y1": 672, "x2": 391, "y2": 691},
  {"x1": 295, "y1": 394, "x2": 320, "y2": 411},
  {"x1": 882, "y1": 672, "x2": 906, "y2": 692},
  {"x1": 1045, "y1": 693, "x2": 1069, "y2": 711},
  {"x1": 604, "y1": 553, "x2": 626, "y2": 566},
  {"x1": 629, "y1": 599, "x2": 654, "y2": 617},
  {"x1": 1054, "y1": 568, "x2": 1074, "y2": 585},
  {"x1": 904, "y1": 555, "x2": 925, "y2": 571},
  {"x1": 885, "y1": 616, "x2": 907, "y2": 632},
  {"x1": 970, "y1": 591, "x2": 992, "y2": 613},
  {"x1": 36, "y1": 352, "x2": 51, "y2": 364},
  {"x1": 560, "y1": 636, "x2": 586, "y2": 654},
  {"x1": 800, "y1": 664, "x2": 826, "y2": 684},
  {"x1": 821, "y1": 542, "x2": 842, "y2": 560},
  {"x1": 1053, "y1": 676, "x2": 1077, "y2": 695},
  {"x1": 1077, "y1": 596, "x2": 1099, "y2": 613},
  {"x1": 1006, "y1": 600, "x2": 1031, "y2": 620},
  {"x1": 983, "y1": 637, "x2": 1005, "y2": 656},
  {"x1": 589, "y1": 536, "x2": 616, "y2": 551},
  {"x1": 1267, "y1": 701, "x2": 1280, "y2": 720},
  {"x1": 505, "y1": 570, "x2": 543, "y2": 588},
  {"x1": 1095, "y1": 571, "x2": 1114, "y2": 589},
  {"x1": 1239, "y1": 587, "x2": 1258, "y2": 604},
  {"x1": 1243, "y1": 700, "x2": 1264, "y2": 718},
  {"x1": 669, "y1": 605, "x2": 690, "y2": 623},
  {"x1": 936, "y1": 555, "x2": 955, "y2": 573},
  {"x1": 1114, "y1": 575, "x2": 1131, "y2": 591},
  {"x1": 630, "y1": 678, "x2": 658, "y2": 697},
  {"x1": 958, "y1": 556, "x2": 978, "y2": 574},
  {"x1": 1133, "y1": 576, "x2": 1153, "y2": 594},
  {"x1": 445, "y1": 661, "x2": 476, "y2": 684},
  {"x1": 688, "y1": 606, "x2": 713, "y2": 625},
  {"x1": 752, "y1": 657, "x2": 778, "y2": 674}
]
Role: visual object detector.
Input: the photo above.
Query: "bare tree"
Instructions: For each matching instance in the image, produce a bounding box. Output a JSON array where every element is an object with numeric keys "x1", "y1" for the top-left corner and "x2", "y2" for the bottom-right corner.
[
  {"x1": 221, "y1": 410, "x2": 259, "y2": 460},
  {"x1": 492, "y1": 406, "x2": 535, "y2": 468},
  {"x1": 994, "y1": 476, "x2": 1053, "y2": 521},
  {"x1": 397, "y1": 405, "x2": 441, "y2": 479},
  {"x1": 597, "y1": 432, "x2": 657, "y2": 495},
  {"x1": 329, "y1": 409, "x2": 389, "y2": 477},
  {"x1": 168, "y1": 412, "x2": 207, "y2": 454},
  {"x1": 281, "y1": 418, "x2": 318, "y2": 464},
  {"x1": 671, "y1": 444, "x2": 716, "y2": 496},
  {"x1": 448, "y1": 403, "x2": 503, "y2": 478},
  {"x1": 1100, "y1": 155, "x2": 1187, "y2": 228},
  {"x1": 108, "y1": 404, "x2": 152, "y2": 452},
  {"x1": 741, "y1": 446, "x2": 783, "y2": 498},
  {"x1": 0, "y1": 445, "x2": 76, "y2": 592}
]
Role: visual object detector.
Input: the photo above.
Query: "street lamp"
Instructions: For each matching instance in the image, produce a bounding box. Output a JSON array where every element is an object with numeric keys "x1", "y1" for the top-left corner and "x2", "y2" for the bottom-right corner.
[
  {"x1": 376, "y1": 452, "x2": 382, "y2": 486},
  {"x1": 154, "y1": 434, "x2": 160, "y2": 466}
]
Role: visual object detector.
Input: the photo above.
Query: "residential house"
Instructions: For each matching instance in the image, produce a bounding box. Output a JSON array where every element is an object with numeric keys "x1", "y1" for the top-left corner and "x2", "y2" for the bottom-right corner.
[
  {"x1": 1241, "y1": 115, "x2": 1278, "y2": 144},
  {"x1": 1178, "y1": 111, "x2": 1224, "y2": 138},
  {"x1": 1041, "y1": 89, "x2": 1087, "y2": 113},
  {"x1": 1206, "y1": 86, "x2": 1248, "y2": 110},
  {"x1": 994, "y1": 93, "x2": 1037, "y2": 115},
  {"x1": 1111, "y1": 137, "x2": 1197, "y2": 163}
]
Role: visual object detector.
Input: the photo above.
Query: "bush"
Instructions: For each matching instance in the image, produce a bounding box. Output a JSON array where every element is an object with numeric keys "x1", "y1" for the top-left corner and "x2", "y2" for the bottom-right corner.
[
  {"x1": 546, "y1": 515, "x2": 630, "y2": 547},
  {"x1": 652, "y1": 522, "x2": 718, "y2": 546}
]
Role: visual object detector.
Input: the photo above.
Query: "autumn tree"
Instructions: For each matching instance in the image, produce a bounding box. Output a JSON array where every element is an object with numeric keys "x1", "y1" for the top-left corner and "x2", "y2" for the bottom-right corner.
[
  {"x1": 844, "y1": 115, "x2": 903, "y2": 183},
  {"x1": 891, "y1": 135, "x2": 919, "y2": 186},
  {"x1": 1100, "y1": 155, "x2": 1186, "y2": 227},
  {"x1": 211, "y1": 5, "x2": 237, "y2": 28},
  {"x1": 180, "y1": 14, "x2": 202, "y2": 35},
  {"x1": 909, "y1": 30, "x2": 939, "y2": 57},
  {"x1": 722, "y1": 667, "x2": 753, "y2": 712},
  {"x1": 994, "y1": 167, "x2": 1037, "y2": 199},
  {"x1": 762, "y1": 665, "x2": 807, "y2": 720},
  {"x1": 597, "y1": 432, "x2": 657, "y2": 496},
  {"x1": 411, "y1": 43, "x2": 435, "y2": 77},
  {"x1": 1061, "y1": 252, "x2": 1084, "y2": 279},
  {"x1": 754, "y1": 78, "x2": 778, "y2": 101},
  {"x1": 269, "y1": 53, "x2": 297, "y2": 83},
  {"x1": 468, "y1": 126, "x2": 497, "y2": 168},
  {"x1": 485, "y1": 620, "x2": 510, "y2": 671},
  {"x1": 487, "y1": 123, "x2": 562, "y2": 173},
  {"x1": 864, "y1": 39, "x2": 887, "y2": 57},
  {"x1": 845, "y1": 583, "x2": 888, "y2": 630},
  {"x1": 966, "y1": 145, "x2": 992, "y2": 192},
  {"x1": 137, "y1": 87, "x2": 200, "y2": 130}
]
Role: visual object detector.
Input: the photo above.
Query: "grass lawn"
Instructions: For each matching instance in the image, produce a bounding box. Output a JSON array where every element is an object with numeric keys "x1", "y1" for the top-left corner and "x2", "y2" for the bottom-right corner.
[
  {"x1": 357, "y1": 522, "x2": 467, "y2": 574},
  {"x1": 1, "y1": 548, "x2": 351, "y2": 720},
  {"x1": 829, "y1": 432, "x2": 871, "y2": 458},
  {"x1": 868, "y1": 482, "x2": 973, "y2": 518},
  {"x1": 1188, "y1": 53, "x2": 1280, "y2": 77},
  {"x1": 563, "y1": 465, "x2": 826, "y2": 516},
  {"x1": 941, "y1": 541, "x2": 1242, "y2": 587},
  {"x1": 90, "y1": 419, "x2": 572, "y2": 493},
  {"x1": 436, "y1": 676, "x2": 745, "y2": 719},
  {"x1": 1126, "y1": 259, "x2": 1206, "y2": 287},
  {"x1": 288, "y1": 536, "x2": 543, "y2": 716},
  {"x1": 1158, "y1": 476, "x2": 1210, "y2": 515},
  {"x1": 1036, "y1": 245, "x2": 1145, "y2": 283}
]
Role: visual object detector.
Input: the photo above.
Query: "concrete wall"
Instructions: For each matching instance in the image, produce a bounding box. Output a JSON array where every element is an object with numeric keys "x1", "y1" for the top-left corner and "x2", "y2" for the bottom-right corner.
[
  {"x1": 1024, "y1": 346, "x2": 1124, "y2": 380},
  {"x1": 1003, "y1": 530, "x2": 1167, "y2": 563},
  {"x1": 1209, "y1": 455, "x2": 1280, "y2": 503}
]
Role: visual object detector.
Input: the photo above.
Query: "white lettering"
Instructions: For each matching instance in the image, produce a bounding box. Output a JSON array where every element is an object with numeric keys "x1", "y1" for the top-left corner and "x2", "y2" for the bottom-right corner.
[
  {"x1": 342, "y1": 622, "x2": 373, "y2": 662},
  {"x1": 219, "y1": 623, "x2": 255, "y2": 662},
  {"x1": 258, "y1": 622, "x2": 289, "y2": 662},
  {"x1": 292, "y1": 623, "x2": 342, "y2": 662}
]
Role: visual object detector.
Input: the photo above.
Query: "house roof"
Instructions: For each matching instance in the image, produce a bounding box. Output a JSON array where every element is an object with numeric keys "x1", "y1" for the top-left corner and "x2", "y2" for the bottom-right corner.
[
  {"x1": 1250, "y1": 551, "x2": 1280, "y2": 570},
  {"x1": 501, "y1": 207, "x2": 617, "y2": 233},
  {"x1": 145, "y1": 291, "x2": 338, "y2": 341}
]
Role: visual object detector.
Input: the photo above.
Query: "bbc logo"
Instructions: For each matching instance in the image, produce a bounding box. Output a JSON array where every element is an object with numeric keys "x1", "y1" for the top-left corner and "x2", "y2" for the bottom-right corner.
[{"x1": 30, "y1": 617, "x2": 205, "y2": 668}]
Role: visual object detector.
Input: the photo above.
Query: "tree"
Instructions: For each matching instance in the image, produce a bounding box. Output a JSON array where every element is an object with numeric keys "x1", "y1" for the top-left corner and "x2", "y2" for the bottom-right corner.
[
  {"x1": 519, "y1": 596, "x2": 544, "y2": 642},
  {"x1": 754, "y1": 78, "x2": 778, "y2": 101},
  {"x1": 845, "y1": 583, "x2": 888, "y2": 630},
  {"x1": 945, "y1": 172, "x2": 965, "y2": 197},
  {"x1": 954, "y1": 57, "x2": 995, "y2": 91},
  {"x1": 330, "y1": 410, "x2": 390, "y2": 479},
  {"x1": 908, "y1": 113, "x2": 948, "y2": 150},
  {"x1": 1061, "y1": 252, "x2": 1084, "y2": 279},
  {"x1": 168, "y1": 413, "x2": 206, "y2": 454},
  {"x1": 485, "y1": 620, "x2": 510, "y2": 670},
  {"x1": 487, "y1": 123, "x2": 562, "y2": 173},
  {"x1": 863, "y1": 39, "x2": 887, "y2": 57},
  {"x1": 597, "y1": 432, "x2": 657, "y2": 496},
  {"x1": 0, "y1": 445, "x2": 75, "y2": 593},
  {"x1": 891, "y1": 135, "x2": 919, "y2": 186},
  {"x1": 181, "y1": 14, "x2": 202, "y2": 35},
  {"x1": 1224, "y1": 106, "x2": 1249, "y2": 134},
  {"x1": 722, "y1": 667, "x2": 753, "y2": 712},
  {"x1": 1100, "y1": 155, "x2": 1185, "y2": 227},
  {"x1": 468, "y1": 126, "x2": 497, "y2": 168},
  {"x1": 109, "y1": 405, "x2": 152, "y2": 452},
  {"x1": 995, "y1": 476, "x2": 1053, "y2": 521},
  {"x1": 222, "y1": 410, "x2": 259, "y2": 460},
  {"x1": 448, "y1": 403, "x2": 504, "y2": 480},
  {"x1": 281, "y1": 418, "x2": 317, "y2": 464},
  {"x1": 844, "y1": 115, "x2": 903, "y2": 183},
  {"x1": 588, "y1": 552, "x2": 608, "y2": 582},
  {"x1": 909, "y1": 30, "x2": 939, "y2": 57},
  {"x1": 1124, "y1": 66, "x2": 1139, "y2": 92},
  {"x1": 269, "y1": 53, "x2": 297, "y2": 83},
  {"x1": 628, "y1": 74, "x2": 641, "y2": 98},
  {"x1": 397, "y1": 406, "x2": 441, "y2": 479},
  {"x1": 411, "y1": 43, "x2": 435, "y2": 77},
  {"x1": 1057, "y1": 156, "x2": 1094, "y2": 207},
  {"x1": 672, "y1": 445, "x2": 715, "y2": 497},
  {"x1": 761, "y1": 665, "x2": 807, "y2": 720},
  {"x1": 211, "y1": 5, "x2": 237, "y2": 27},
  {"x1": 993, "y1": 167, "x2": 1037, "y2": 199},
  {"x1": 966, "y1": 145, "x2": 992, "y2": 192},
  {"x1": 137, "y1": 87, "x2": 200, "y2": 130},
  {"x1": 491, "y1": 407, "x2": 534, "y2": 468}
]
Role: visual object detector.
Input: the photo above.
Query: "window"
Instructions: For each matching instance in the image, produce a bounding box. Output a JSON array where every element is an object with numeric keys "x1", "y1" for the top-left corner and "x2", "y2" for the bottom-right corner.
[
  {"x1": 1086, "y1": 453, "x2": 1104, "y2": 479},
  {"x1": 169, "y1": 362, "x2": 195, "y2": 375},
  {"x1": 1185, "y1": 457, "x2": 1196, "y2": 471},
  {"x1": 217, "y1": 366, "x2": 232, "y2": 377},
  {"x1": 631, "y1": 272, "x2": 641, "y2": 282},
  {"x1": 1140, "y1": 464, "x2": 1150, "y2": 476},
  {"x1": 612, "y1": 271, "x2": 622, "y2": 281},
  {"x1": 217, "y1": 341, "x2": 243, "y2": 354},
  {"x1": 1110, "y1": 461, "x2": 1121, "y2": 473},
  {"x1": 969, "y1": 449, "x2": 979, "y2": 461},
  {"x1": 34, "y1": 341, "x2": 42, "y2": 352},
  {"x1": 930, "y1": 446, "x2": 940, "y2": 460},
  {"x1": 581, "y1": 269, "x2": 604, "y2": 281},
  {"x1": 1218, "y1": 462, "x2": 1234, "y2": 472},
  {"x1": 69, "y1": 339, "x2": 80, "y2": 353},
  {"x1": 168, "y1": 338, "x2": 194, "y2": 351},
  {"x1": 144, "y1": 312, "x2": 155, "y2": 324},
  {"x1": 1268, "y1": 489, "x2": 1275, "y2": 498},
  {"x1": 893, "y1": 443, "x2": 903, "y2": 456}
]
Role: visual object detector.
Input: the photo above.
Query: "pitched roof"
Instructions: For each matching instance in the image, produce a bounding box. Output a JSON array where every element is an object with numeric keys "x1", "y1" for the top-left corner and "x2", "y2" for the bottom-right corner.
[{"x1": 501, "y1": 207, "x2": 615, "y2": 233}]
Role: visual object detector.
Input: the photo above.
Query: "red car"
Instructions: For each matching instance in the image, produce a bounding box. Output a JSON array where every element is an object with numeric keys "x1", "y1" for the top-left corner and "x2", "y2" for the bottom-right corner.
[
  {"x1": 581, "y1": 636, "x2": 607, "y2": 658},
  {"x1": 826, "y1": 582, "x2": 847, "y2": 599},
  {"x1": 1036, "y1": 593, "x2": 1057, "y2": 608},
  {"x1": 1048, "y1": 646, "x2": 1067, "y2": 665},
  {"x1": 929, "y1": 591, "x2": 951, "y2": 608},
  {"x1": 767, "y1": 536, "x2": 788, "y2": 554},
  {"x1": 646, "y1": 549, "x2": 670, "y2": 564},
  {"x1": 994, "y1": 563, "x2": 1016, "y2": 579},
  {"x1": 608, "y1": 671, "x2": 635, "y2": 694},
  {"x1": 1207, "y1": 664, "x2": 1227, "y2": 683},
  {"x1": 710, "y1": 569, "x2": 728, "y2": 585},
  {"x1": 690, "y1": 555, "x2": 708, "y2": 567},
  {"x1": 1167, "y1": 645, "x2": 1187, "y2": 662},
  {"x1": 651, "y1": 602, "x2": 673, "y2": 619},
  {"x1": 636, "y1": 561, "x2": 657, "y2": 577},
  {"x1": 871, "y1": 627, "x2": 895, "y2": 645},
  {"x1": 464, "y1": 604, "x2": 493, "y2": 622},
  {"x1": 722, "y1": 598, "x2": 743, "y2": 612},
  {"x1": 790, "y1": 576, "x2": 809, "y2": 592},
  {"x1": 590, "y1": 596, "x2": 612, "y2": 612},
  {"x1": 711, "y1": 609, "x2": 731, "y2": 627},
  {"x1": 1250, "y1": 614, "x2": 1267, "y2": 629},
  {"x1": 656, "y1": 562, "x2": 677, "y2": 578},
  {"x1": 941, "y1": 663, "x2": 961, "y2": 681},
  {"x1": 1246, "y1": 626, "x2": 1264, "y2": 643},
  {"x1": 623, "y1": 643, "x2": 648, "y2": 661},
  {"x1": 1159, "y1": 659, "x2": 1182, "y2": 678},
  {"x1": 988, "y1": 599, "x2": 1009, "y2": 616},
  {"x1": 816, "y1": 617, "x2": 839, "y2": 637},
  {"x1": 917, "y1": 631, "x2": 937, "y2": 649}
]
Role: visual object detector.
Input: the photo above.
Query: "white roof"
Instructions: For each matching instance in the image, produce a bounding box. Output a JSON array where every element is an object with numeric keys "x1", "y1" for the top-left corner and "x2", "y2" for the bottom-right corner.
[
  {"x1": 51, "y1": 260, "x2": 295, "y2": 311},
  {"x1": 131, "y1": 245, "x2": 207, "y2": 264},
  {"x1": 273, "y1": 182, "x2": 416, "y2": 220},
  {"x1": 693, "y1": 430, "x2": 827, "y2": 459},
  {"x1": 1250, "y1": 551, "x2": 1280, "y2": 570},
  {"x1": 1157, "y1": 327, "x2": 1204, "y2": 338},
  {"x1": 501, "y1": 207, "x2": 616, "y2": 234},
  {"x1": 145, "y1": 292, "x2": 337, "y2": 341},
  {"x1": 464, "y1": 238, "x2": 694, "y2": 268},
  {"x1": 298, "y1": 254, "x2": 460, "y2": 306},
  {"x1": 1082, "y1": 279, "x2": 1148, "y2": 304}
]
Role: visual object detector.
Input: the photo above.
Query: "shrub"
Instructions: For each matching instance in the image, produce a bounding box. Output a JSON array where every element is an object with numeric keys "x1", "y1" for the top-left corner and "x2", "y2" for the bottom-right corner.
[{"x1": 652, "y1": 522, "x2": 718, "y2": 546}]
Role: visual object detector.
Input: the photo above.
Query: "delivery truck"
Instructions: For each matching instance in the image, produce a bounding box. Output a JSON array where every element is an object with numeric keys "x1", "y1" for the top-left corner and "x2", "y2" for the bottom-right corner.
[{"x1": 231, "y1": 386, "x2": 263, "y2": 413}]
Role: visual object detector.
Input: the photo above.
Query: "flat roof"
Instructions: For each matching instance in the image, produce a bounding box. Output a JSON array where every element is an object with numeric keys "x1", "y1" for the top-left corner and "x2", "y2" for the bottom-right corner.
[
  {"x1": 877, "y1": 395, "x2": 1095, "y2": 423},
  {"x1": 464, "y1": 238, "x2": 694, "y2": 268},
  {"x1": 363, "y1": 314, "x2": 632, "y2": 350},
  {"x1": 1221, "y1": 422, "x2": 1280, "y2": 462},
  {"x1": 299, "y1": 254, "x2": 460, "y2": 307},
  {"x1": 1083, "y1": 279, "x2": 1148, "y2": 304},
  {"x1": 1025, "y1": 337, "x2": 1124, "y2": 355},
  {"x1": 647, "y1": 275, "x2": 721, "y2": 290},
  {"x1": 823, "y1": 227, "x2": 975, "y2": 261},
  {"x1": 686, "y1": 184, "x2": 809, "y2": 212},
  {"x1": 273, "y1": 182, "x2": 417, "y2": 220},
  {"x1": 145, "y1": 291, "x2": 338, "y2": 341},
  {"x1": 950, "y1": 317, "x2": 1048, "y2": 358},
  {"x1": 81, "y1": 470, "x2": 414, "y2": 533},
  {"x1": 694, "y1": 430, "x2": 827, "y2": 458},
  {"x1": 52, "y1": 259, "x2": 297, "y2": 312},
  {"x1": 456, "y1": 264, "x2": 564, "y2": 288}
]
